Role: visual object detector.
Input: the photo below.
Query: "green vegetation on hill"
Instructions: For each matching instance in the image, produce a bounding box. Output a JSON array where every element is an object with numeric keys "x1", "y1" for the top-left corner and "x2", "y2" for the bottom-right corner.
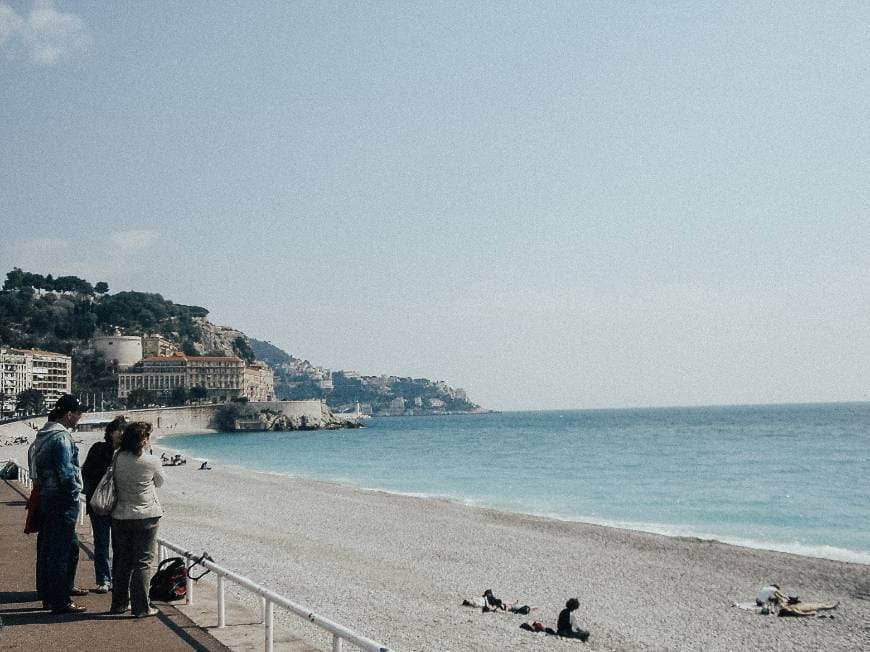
[
  {"x1": 0, "y1": 268, "x2": 209, "y2": 351},
  {"x1": 0, "y1": 268, "x2": 211, "y2": 403},
  {"x1": 0, "y1": 268, "x2": 480, "y2": 414}
]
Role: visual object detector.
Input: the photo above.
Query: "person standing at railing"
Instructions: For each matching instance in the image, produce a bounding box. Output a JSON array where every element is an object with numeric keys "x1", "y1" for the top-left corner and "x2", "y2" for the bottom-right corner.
[
  {"x1": 81, "y1": 415, "x2": 127, "y2": 594},
  {"x1": 28, "y1": 394, "x2": 90, "y2": 614},
  {"x1": 110, "y1": 421, "x2": 164, "y2": 618}
]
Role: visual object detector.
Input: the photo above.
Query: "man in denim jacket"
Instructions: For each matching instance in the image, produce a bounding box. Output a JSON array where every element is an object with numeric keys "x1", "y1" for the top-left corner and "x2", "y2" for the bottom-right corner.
[{"x1": 28, "y1": 394, "x2": 89, "y2": 614}]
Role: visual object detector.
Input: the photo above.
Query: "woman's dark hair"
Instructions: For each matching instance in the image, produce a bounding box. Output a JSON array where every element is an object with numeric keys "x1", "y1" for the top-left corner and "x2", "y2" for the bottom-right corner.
[
  {"x1": 104, "y1": 416, "x2": 127, "y2": 443},
  {"x1": 566, "y1": 598, "x2": 580, "y2": 611},
  {"x1": 120, "y1": 421, "x2": 152, "y2": 455}
]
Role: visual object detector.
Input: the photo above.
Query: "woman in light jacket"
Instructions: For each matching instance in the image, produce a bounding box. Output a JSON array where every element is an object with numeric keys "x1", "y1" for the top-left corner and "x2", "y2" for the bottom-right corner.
[{"x1": 109, "y1": 421, "x2": 164, "y2": 617}]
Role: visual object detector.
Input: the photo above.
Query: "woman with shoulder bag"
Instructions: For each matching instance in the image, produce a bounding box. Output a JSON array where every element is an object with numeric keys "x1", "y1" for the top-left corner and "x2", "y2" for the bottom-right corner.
[
  {"x1": 109, "y1": 421, "x2": 164, "y2": 617},
  {"x1": 81, "y1": 416, "x2": 126, "y2": 593}
]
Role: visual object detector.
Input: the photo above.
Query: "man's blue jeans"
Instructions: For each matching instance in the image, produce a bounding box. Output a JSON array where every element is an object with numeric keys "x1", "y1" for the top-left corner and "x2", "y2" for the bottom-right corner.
[
  {"x1": 89, "y1": 513, "x2": 112, "y2": 585},
  {"x1": 39, "y1": 496, "x2": 80, "y2": 609}
]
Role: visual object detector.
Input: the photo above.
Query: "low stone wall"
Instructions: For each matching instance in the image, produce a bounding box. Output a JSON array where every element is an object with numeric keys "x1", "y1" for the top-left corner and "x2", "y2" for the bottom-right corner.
[{"x1": 0, "y1": 400, "x2": 326, "y2": 438}]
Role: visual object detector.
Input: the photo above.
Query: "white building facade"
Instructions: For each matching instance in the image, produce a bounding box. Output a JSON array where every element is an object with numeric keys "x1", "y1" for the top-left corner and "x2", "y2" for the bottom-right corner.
[
  {"x1": 0, "y1": 347, "x2": 72, "y2": 417},
  {"x1": 118, "y1": 353, "x2": 274, "y2": 403}
]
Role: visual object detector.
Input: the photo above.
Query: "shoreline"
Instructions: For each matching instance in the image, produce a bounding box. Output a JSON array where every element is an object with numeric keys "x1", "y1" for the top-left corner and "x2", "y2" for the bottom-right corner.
[
  {"x1": 6, "y1": 427, "x2": 869, "y2": 567},
  {"x1": 152, "y1": 455, "x2": 870, "y2": 651},
  {"x1": 155, "y1": 432, "x2": 870, "y2": 568},
  {"x1": 3, "y1": 434, "x2": 868, "y2": 649}
]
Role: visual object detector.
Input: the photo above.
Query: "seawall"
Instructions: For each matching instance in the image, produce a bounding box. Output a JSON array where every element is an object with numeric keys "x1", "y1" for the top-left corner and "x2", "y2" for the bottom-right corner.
[{"x1": 0, "y1": 400, "x2": 326, "y2": 438}]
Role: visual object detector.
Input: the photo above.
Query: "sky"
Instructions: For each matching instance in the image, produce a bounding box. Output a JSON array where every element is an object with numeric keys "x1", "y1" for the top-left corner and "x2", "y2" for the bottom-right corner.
[{"x1": 1, "y1": 1, "x2": 868, "y2": 411}]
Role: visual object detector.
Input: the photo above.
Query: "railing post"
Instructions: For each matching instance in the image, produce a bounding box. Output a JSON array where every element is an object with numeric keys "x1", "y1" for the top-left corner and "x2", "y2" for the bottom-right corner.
[
  {"x1": 261, "y1": 596, "x2": 266, "y2": 623},
  {"x1": 217, "y1": 575, "x2": 225, "y2": 628},
  {"x1": 186, "y1": 559, "x2": 194, "y2": 606},
  {"x1": 333, "y1": 633, "x2": 343, "y2": 652},
  {"x1": 265, "y1": 600, "x2": 274, "y2": 652}
]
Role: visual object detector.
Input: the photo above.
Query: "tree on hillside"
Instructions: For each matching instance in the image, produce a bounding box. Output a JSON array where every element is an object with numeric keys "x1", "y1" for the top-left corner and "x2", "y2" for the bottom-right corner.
[
  {"x1": 127, "y1": 388, "x2": 156, "y2": 409},
  {"x1": 168, "y1": 386, "x2": 188, "y2": 406},
  {"x1": 16, "y1": 388, "x2": 45, "y2": 415},
  {"x1": 190, "y1": 385, "x2": 208, "y2": 403},
  {"x1": 94, "y1": 281, "x2": 109, "y2": 294},
  {"x1": 232, "y1": 336, "x2": 255, "y2": 364},
  {"x1": 71, "y1": 351, "x2": 119, "y2": 401}
]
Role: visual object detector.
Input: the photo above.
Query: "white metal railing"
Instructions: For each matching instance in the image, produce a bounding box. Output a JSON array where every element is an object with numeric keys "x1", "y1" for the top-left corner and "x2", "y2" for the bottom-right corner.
[
  {"x1": 156, "y1": 540, "x2": 391, "y2": 652},
  {"x1": 156, "y1": 539, "x2": 391, "y2": 652},
  {"x1": 8, "y1": 461, "x2": 390, "y2": 652}
]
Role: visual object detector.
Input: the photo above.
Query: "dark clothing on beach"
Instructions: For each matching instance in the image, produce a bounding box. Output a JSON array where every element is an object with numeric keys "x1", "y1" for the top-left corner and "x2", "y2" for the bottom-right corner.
[
  {"x1": 557, "y1": 608, "x2": 590, "y2": 641},
  {"x1": 483, "y1": 590, "x2": 505, "y2": 610},
  {"x1": 82, "y1": 441, "x2": 114, "y2": 516}
]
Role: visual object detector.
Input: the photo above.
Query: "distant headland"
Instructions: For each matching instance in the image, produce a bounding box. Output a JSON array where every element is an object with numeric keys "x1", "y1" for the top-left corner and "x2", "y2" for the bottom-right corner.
[{"x1": 0, "y1": 268, "x2": 482, "y2": 418}]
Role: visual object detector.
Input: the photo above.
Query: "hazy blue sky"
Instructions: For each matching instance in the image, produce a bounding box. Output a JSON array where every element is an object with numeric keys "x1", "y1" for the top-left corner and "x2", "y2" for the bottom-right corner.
[{"x1": 1, "y1": 2, "x2": 868, "y2": 410}]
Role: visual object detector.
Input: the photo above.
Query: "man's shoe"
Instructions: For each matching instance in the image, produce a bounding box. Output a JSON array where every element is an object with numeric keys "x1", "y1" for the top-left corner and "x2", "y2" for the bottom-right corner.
[
  {"x1": 95, "y1": 584, "x2": 110, "y2": 594},
  {"x1": 69, "y1": 586, "x2": 89, "y2": 596},
  {"x1": 51, "y1": 602, "x2": 87, "y2": 615},
  {"x1": 134, "y1": 607, "x2": 159, "y2": 618},
  {"x1": 109, "y1": 603, "x2": 130, "y2": 615}
]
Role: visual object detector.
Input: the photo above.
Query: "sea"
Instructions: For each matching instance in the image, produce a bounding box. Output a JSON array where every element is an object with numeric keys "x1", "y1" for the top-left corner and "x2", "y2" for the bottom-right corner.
[{"x1": 161, "y1": 403, "x2": 870, "y2": 565}]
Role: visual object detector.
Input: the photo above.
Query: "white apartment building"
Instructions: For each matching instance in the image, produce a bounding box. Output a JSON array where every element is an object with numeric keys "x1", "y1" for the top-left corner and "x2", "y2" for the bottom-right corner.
[
  {"x1": 0, "y1": 347, "x2": 72, "y2": 417},
  {"x1": 118, "y1": 353, "x2": 274, "y2": 403},
  {"x1": 243, "y1": 362, "x2": 276, "y2": 402}
]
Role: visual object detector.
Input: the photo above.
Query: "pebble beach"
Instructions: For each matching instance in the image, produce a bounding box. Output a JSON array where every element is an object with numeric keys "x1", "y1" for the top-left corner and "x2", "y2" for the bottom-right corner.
[{"x1": 4, "y1": 430, "x2": 869, "y2": 651}]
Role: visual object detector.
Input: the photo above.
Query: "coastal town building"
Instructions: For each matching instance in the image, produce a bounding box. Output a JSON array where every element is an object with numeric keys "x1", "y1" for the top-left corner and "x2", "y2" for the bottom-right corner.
[
  {"x1": 91, "y1": 333, "x2": 177, "y2": 368},
  {"x1": 243, "y1": 362, "x2": 276, "y2": 402},
  {"x1": 117, "y1": 352, "x2": 274, "y2": 403},
  {"x1": 142, "y1": 334, "x2": 176, "y2": 358},
  {"x1": 0, "y1": 347, "x2": 72, "y2": 417},
  {"x1": 91, "y1": 335, "x2": 143, "y2": 368}
]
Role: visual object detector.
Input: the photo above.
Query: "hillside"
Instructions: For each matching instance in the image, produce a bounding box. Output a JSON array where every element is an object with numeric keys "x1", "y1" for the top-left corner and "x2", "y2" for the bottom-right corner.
[
  {"x1": 0, "y1": 268, "x2": 479, "y2": 414},
  {"x1": 249, "y1": 339, "x2": 479, "y2": 415}
]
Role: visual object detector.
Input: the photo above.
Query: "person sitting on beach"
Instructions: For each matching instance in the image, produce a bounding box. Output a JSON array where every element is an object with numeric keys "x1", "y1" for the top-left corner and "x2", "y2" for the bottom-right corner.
[
  {"x1": 198, "y1": 460, "x2": 211, "y2": 470},
  {"x1": 482, "y1": 588, "x2": 506, "y2": 611},
  {"x1": 557, "y1": 598, "x2": 590, "y2": 641},
  {"x1": 756, "y1": 584, "x2": 785, "y2": 607},
  {"x1": 160, "y1": 453, "x2": 169, "y2": 464}
]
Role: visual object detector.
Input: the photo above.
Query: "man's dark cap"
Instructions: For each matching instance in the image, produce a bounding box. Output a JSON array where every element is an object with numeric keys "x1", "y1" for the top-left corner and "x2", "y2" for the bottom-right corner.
[{"x1": 54, "y1": 394, "x2": 89, "y2": 413}]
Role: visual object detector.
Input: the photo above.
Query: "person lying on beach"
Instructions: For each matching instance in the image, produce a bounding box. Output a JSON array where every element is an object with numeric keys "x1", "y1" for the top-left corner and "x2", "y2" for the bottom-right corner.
[
  {"x1": 735, "y1": 585, "x2": 840, "y2": 617},
  {"x1": 520, "y1": 621, "x2": 556, "y2": 635},
  {"x1": 462, "y1": 590, "x2": 533, "y2": 614}
]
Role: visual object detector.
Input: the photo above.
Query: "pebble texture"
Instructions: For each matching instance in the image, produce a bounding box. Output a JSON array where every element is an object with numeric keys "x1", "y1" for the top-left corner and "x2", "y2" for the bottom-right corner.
[{"x1": 6, "y1": 433, "x2": 869, "y2": 651}]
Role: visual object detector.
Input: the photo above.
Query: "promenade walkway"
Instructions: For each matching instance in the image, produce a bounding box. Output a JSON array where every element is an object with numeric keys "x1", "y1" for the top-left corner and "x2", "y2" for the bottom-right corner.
[{"x1": 0, "y1": 478, "x2": 231, "y2": 651}]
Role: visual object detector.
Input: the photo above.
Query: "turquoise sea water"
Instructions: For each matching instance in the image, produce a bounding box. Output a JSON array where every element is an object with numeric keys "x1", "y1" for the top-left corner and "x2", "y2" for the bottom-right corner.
[{"x1": 162, "y1": 403, "x2": 870, "y2": 564}]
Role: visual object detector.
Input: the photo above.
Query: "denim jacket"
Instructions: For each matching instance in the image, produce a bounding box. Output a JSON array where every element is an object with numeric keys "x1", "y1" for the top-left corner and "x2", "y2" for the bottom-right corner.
[{"x1": 28, "y1": 421, "x2": 82, "y2": 502}]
